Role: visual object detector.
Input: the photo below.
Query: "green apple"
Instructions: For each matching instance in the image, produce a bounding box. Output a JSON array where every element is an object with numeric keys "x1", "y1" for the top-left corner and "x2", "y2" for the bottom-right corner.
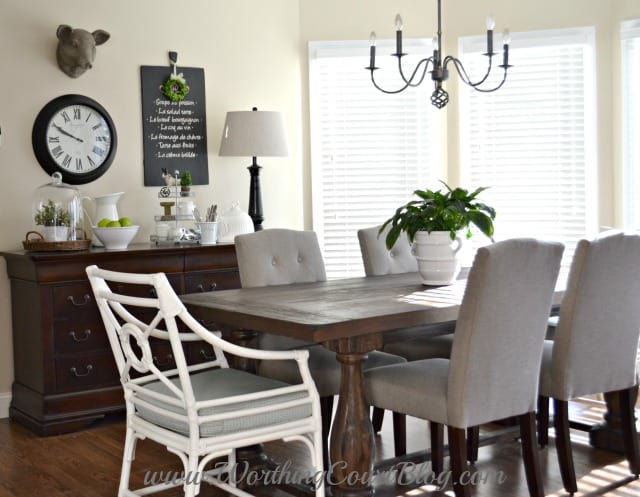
[
  {"x1": 119, "y1": 217, "x2": 133, "y2": 227},
  {"x1": 97, "y1": 218, "x2": 112, "y2": 227},
  {"x1": 106, "y1": 220, "x2": 122, "y2": 228}
]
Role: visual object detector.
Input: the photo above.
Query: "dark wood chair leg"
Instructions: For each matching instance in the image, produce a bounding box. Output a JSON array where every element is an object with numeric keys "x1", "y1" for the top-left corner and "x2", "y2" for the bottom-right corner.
[
  {"x1": 320, "y1": 395, "x2": 334, "y2": 468},
  {"x1": 519, "y1": 411, "x2": 545, "y2": 497},
  {"x1": 537, "y1": 395, "x2": 549, "y2": 447},
  {"x1": 619, "y1": 386, "x2": 640, "y2": 476},
  {"x1": 553, "y1": 398, "x2": 578, "y2": 494},
  {"x1": 430, "y1": 421, "x2": 444, "y2": 475},
  {"x1": 447, "y1": 426, "x2": 472, "y2": 497},
  {"x1": 371, "y1": 407, "x2": 384, "y2": 433},
  {"x1": 466, "y1": 426, "x2": 479, "y2": 464},
  {"x1": 392, "y1": 411, "x2": 407, "y2": 457}
]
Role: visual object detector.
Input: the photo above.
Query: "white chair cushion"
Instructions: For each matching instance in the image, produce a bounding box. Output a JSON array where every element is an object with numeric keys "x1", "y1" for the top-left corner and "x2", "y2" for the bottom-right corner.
[{"x1": 137, "y1": 368, "x2": 312, "y2": 437}]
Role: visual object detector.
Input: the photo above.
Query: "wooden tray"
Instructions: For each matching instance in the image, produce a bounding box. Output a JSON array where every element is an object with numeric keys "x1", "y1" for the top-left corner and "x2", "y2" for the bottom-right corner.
[{"x1": 22, "y1": 231, "x2": 91, "y2": 252}]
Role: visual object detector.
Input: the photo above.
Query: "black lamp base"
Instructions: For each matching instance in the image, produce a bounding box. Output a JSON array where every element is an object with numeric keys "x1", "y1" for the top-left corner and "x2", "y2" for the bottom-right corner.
[{"x1": 248, "y1": 157, "x2": 263, "y2": 231}]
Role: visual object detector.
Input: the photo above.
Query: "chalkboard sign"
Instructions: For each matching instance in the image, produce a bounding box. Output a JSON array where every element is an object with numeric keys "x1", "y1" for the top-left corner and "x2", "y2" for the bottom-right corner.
[{"x1": 140, "y1": 66, "x2": 209, "y2": 186}]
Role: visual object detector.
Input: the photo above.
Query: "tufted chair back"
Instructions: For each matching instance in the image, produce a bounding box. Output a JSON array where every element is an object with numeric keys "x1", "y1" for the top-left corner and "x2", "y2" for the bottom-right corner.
[
  {"x1": 358, "y1": 225, "x2": 418, "y2": 276},
  {"x1": 235, "y1": 229, "x2": 326, "y2": 288}
]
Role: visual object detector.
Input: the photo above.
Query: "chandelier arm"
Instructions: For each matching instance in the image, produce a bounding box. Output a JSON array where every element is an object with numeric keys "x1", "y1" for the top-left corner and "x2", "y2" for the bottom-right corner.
[
  {"x1": 445, "y1": 55, "x2": 494, "y2": 88},
  {"x1": 369, "y1": 70, "x2": 415, "y2": 94},
  {"x1": 467, "y1": 68, "x2": 508, "y2": 93},
  {"x1": 398, "y1": 56, "x2": 434, "y2": 87}
]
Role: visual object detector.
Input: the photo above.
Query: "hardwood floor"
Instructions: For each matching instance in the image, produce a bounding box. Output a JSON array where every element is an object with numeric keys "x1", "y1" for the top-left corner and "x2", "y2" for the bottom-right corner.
[{"x1": 0, "y1": 399, "x2": 638, "y2": 497}]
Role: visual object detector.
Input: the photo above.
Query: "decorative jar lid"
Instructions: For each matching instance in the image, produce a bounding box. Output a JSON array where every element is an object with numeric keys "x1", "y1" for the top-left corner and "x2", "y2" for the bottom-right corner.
[
  {"x1": 217, "y1": 201, "x2": 254, "y2": 242},
  {"x1": 32, "y1": 172, "x2": 84, "y2": 241}
]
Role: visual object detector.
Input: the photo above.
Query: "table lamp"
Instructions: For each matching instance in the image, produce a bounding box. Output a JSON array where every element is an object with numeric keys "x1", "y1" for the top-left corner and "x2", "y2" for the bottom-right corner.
[{"x1": 218, "y1": 107, "x2": 289, "y2": 231}]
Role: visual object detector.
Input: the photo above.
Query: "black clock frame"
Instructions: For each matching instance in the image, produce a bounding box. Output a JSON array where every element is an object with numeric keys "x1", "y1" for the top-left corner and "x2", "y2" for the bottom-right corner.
[{"x1": 32, "y1": 94, "x2": 118, "y2": 185}]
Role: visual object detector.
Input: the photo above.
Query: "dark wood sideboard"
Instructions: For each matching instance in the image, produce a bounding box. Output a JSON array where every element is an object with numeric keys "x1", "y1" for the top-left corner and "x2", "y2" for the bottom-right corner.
[{"x1": 1, "y1": 243, "x2": 240, "y2": 436}]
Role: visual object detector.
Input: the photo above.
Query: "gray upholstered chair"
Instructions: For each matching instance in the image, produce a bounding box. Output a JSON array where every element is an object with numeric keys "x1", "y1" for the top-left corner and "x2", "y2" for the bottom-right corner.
[
  {"x1": 234, "y1": 228, "x2": 406, "y2": 463},
  {"x1": 358, "y1": 225, "x2": 456, "y2": 455},
  {"x1": 364, "y1": 238, "x2": 563, "y2": 497},
  {"x1": 537, "y1": 231, "x2": 640, "y2": 495}
]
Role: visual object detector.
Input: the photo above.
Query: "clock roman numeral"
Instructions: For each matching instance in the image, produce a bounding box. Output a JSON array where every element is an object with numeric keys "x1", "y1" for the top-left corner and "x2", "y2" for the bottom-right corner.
[
  {"x1": 62, "y1": 154, "x2": 71, "y2": 167},
  {"x1": 48, "y1": 136, "x2": 60, "y2": 143},
  {"x1": 73, "y1": 107, "x2": 81, "y2": 120},
  {"x1": 95, "y1": 136, "x2": 109, "y2": 143},
  {"x1": 92, "y1": 146, "x2": 105, "y2": 157},
  {"x1": 85, "y1": 111, "x2": 93, "y2": 123},
  {"x1": 61, "y1": 111, "x2": 71, "y2": 123},
  {"x1": 87, "y1": 155, "x2": 96, "y2": 168},
  {"x1": 92, "y1": 123, "x2": 102, "y2": 131},
  {"x1": 51, "y1": 146, "x2": 64, "y2": 158},
  {"x1": 76, "y1": 158, "x2": 83, "y2": 171}
]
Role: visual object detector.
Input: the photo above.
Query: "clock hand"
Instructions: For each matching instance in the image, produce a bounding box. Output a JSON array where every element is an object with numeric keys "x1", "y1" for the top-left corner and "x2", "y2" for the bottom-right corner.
[{"x1": 53, "y1": 124, "x2": 84, "y2": 143}]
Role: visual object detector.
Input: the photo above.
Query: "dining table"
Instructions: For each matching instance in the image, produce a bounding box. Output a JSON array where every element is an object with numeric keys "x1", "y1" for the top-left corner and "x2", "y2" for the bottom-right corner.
[{"x1": 181, "y1": 271, "x2": 565, "y2": 497}]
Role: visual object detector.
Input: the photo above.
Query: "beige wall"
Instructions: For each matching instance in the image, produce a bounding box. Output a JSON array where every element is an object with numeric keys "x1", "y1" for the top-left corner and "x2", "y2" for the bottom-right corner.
[
  {"x1": 0, "y1": 0, "x2": 303, "y2": 403},
  {"x1": 1, "y1": 0, "x2": 639, "y2": 412}
]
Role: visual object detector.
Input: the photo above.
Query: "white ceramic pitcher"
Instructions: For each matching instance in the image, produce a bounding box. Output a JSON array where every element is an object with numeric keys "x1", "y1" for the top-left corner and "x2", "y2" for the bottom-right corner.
[{"x1": 83, "y1": 192, "x2": 124, "y2": 246}]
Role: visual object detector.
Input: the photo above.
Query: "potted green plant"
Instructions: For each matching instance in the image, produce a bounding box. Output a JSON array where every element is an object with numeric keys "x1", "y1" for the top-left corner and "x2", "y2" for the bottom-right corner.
[
  {"x1": 180, "y1": 171, "x2": 192, "y2": 193},
  {"x1": 34, "y1": 199, "x2": 71, "y2": 241},
  {"x1": 381, "y1": 181, "x2": 496, "y2": 285}
]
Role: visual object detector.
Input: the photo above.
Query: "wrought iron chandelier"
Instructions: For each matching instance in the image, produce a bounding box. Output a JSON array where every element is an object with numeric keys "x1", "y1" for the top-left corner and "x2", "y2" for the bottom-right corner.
[{"x1": 366, "y1": 0, "x2": 512, "y2": 109}]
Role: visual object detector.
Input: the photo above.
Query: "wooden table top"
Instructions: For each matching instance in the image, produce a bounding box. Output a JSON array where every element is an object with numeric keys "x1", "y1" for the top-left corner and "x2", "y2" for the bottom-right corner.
[{"x1": 184, "y1": 272, "x2": 567, "y2": 343}]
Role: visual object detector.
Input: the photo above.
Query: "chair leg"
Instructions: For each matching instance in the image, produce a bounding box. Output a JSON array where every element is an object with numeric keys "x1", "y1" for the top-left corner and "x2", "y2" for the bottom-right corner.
[
  {"x1": 519, "y1": 411, "x2": 545, "y2": 497},
  {"x1": 430, "y1": 421, "x2": 444, "y2": 476},
  {"x1": 447, "y1": 426, "x2": 472, "y2": 497},
  {"x1": 120, "y1": 426, "x2": 137, "y2": 495},
  {"x1": 392, "y1": 411, "x2": 407, "y2": 457},
  {"x1": 553, "y1": 398, "x2": 578, "y2": 495},
  {"x1": 466, "y1": 426, "x2": 479, "y2": 464},
  {"x1": 537, "y1": 395, "x2": 549, "y2": 448},
  {"x1": 320, "y1": 395, "x2": 334, "y2": 469},
  {"x1": 372, "y1": 406, "x2": 384, "y2": 433},
  {"x1": 619, "y1": 386, "x2": 640, "y2": 476}
]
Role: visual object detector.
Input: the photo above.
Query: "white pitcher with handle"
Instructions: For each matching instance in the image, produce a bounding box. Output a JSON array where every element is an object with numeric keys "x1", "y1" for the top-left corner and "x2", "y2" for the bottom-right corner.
[{"x1": 83, "y1": 192, "x2": 124, "y2": 246}]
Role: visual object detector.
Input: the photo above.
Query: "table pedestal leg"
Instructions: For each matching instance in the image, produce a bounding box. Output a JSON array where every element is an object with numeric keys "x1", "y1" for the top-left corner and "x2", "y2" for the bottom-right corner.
[{"x1": 327, "y1": 336, "x2": 381, "y2": 497}]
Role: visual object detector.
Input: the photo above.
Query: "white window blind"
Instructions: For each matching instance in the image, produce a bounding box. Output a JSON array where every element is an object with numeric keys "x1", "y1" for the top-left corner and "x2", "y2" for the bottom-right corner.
[
  {"x1": 459, "y1": 27, "x2": 597, "y2": 267},
  {"x1": 622, "y1": 20, "x2": 640, "y2": 229},
  {"x1": 309, "y1": 40, "x2": 441, "y2": 278}
]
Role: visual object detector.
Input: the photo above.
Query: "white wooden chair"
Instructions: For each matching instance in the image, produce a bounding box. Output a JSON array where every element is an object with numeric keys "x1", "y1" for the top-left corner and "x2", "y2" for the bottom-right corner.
[{"x1": 86, "y1": 265, "x2": 324, "y2": 497}]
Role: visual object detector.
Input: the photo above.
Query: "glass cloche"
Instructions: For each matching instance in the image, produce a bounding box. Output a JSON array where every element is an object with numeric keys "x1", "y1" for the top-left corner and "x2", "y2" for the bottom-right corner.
[{"x1": 32, "y1": 172, "x2": 85, "y2": 241}]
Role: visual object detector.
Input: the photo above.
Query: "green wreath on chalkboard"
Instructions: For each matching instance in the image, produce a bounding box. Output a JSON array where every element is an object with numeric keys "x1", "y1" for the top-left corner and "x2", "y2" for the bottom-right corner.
[{"x1": 162, "y1": 74, "x2": 189, "y2": 102}]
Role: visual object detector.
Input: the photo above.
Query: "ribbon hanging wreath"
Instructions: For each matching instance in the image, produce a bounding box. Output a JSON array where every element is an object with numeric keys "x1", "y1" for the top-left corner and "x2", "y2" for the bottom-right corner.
[{"x1": 163, "y1": 53, "x2": 190, "y2": 102}]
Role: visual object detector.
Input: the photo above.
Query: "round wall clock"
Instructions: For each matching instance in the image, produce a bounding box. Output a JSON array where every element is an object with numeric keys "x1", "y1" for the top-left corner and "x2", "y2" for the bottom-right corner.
[{"x1": 32, "y1": 94, "x2": 117, "y2": 185}]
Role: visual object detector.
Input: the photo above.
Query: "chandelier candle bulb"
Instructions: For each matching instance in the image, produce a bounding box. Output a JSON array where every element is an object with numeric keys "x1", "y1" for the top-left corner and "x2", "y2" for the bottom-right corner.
[
  {"x1": 502, "y1": 29, "x2": 511, "y2": 67},
  {"x1": 369, "y1": 31, "x2": 377, "y2": 69},
  {"x1": 395, "y1": 14, "x2": 404, "y2": 55}
]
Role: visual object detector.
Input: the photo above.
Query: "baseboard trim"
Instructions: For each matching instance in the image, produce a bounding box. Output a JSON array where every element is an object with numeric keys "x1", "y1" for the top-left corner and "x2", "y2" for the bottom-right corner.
[{"x1": 0, "y1": 392, "x2": 11, "y2": 419}]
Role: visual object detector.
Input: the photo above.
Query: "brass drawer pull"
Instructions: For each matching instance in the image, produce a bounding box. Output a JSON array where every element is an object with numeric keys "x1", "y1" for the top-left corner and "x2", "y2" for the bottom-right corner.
[
  {"x1": 196, "y1": 282, "x2": 217, "y2": 292},
  {"x1": 153, "y1": 354, "x2": 174, "y2": 366},
  {"x1": 200, "y1": 349, "x2": 215, "y2": 360},
  {"x1": 67, "y1": 294, "x2": 91, "y2": 307},
  {"x1": 70, "y1": 364, "x2": 93, "y2": 377},
  {"x1": 69, "y1": 329, "x2": 92, "y2": 342}
]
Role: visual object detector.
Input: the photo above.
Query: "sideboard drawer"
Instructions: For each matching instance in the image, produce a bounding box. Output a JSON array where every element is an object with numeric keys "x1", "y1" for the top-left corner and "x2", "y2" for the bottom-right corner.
[
  {"x1": 53, "y1": 282, "x2": 99, "y2": 320},
  {"x1": 184, "y1": 269, "x2": 240, "y2": 294},
  {"x1": 55, "y1": 352, "x2": 119, "y2": 392},
  {"x1": 54, "y1": 319, "x2": 110, "y2": 355}
]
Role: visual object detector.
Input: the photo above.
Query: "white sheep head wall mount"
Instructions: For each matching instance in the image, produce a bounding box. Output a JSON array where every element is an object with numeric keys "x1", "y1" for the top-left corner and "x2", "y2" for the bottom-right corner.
[{"x1": 56, "y1": 25, "x2": 110, "y2": 78}]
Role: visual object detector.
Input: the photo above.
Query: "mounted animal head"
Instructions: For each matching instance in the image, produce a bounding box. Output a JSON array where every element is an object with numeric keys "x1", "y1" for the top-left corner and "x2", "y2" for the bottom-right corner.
[{"x1": 56, "y1": 25, "x2": 110, "y2": 78}]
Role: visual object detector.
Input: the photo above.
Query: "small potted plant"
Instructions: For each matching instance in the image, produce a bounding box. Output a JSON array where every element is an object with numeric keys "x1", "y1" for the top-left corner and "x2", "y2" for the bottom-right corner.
[
  {"x1": 34, "y1": 199, "x2": 71, "y2": 241},
  {"x1": 381, "y1": 181, "x2": 496, "y2": 285},
  {"x1": 180, "y1": 171, "x2": 192, "y2": 193}
]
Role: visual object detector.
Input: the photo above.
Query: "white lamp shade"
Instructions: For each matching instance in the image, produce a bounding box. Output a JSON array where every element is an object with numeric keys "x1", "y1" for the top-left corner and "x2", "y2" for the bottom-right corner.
[{"x1": 219, "y1": 110, "x2": 289, "y2": 157}]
